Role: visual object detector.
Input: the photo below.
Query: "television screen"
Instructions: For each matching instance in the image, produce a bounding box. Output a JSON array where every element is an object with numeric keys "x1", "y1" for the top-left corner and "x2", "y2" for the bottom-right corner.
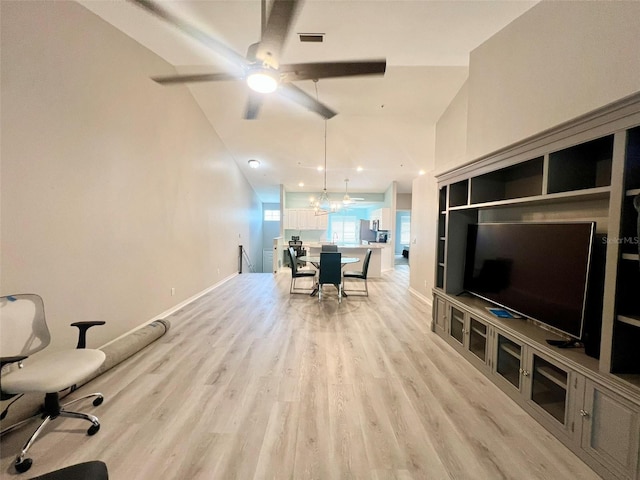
[{"x1": 463, "y1": 222, "x2": 595, "y2": 339}]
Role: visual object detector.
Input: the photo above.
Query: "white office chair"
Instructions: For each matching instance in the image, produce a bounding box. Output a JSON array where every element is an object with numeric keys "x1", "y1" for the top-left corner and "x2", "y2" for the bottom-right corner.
[{"x1": 0, "y1": 294, "x2": 106, "y2": 474}]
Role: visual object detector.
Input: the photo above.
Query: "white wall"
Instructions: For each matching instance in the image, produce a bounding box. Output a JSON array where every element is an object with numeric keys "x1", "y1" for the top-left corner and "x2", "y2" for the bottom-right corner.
[
  {"x1": 466, "y1": 1, "x2": 640, "y2": 160},
  {"x1": 410, "y1": 0, "x2": 640, "y2": 301},
  {"x1": 0, "y1": 1, "x2": 262, "y2": 350},
  {"x1": 410, "y1": 174, "x2": 437, "y2": 302},
  {"x1": 434, "y1": 81, "x2": 468, "y2": 174}
]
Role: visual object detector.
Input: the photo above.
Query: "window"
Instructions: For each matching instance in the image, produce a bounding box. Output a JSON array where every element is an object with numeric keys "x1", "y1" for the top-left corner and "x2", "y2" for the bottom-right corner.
[
  {"x1": 264, "y1": 209, "x2": 280, "y2": 222},
  {"x1": 400, "y1": 215, "x2": 411, "y2": 245},
  {"x1": 330, "y1": 215, "x2": 358, "y2": 243}
]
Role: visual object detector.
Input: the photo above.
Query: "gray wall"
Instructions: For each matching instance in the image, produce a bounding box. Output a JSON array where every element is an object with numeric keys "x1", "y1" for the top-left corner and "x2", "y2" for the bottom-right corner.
[{"x1": 1, "y1": 1, "x2": 262, "y2": 350}]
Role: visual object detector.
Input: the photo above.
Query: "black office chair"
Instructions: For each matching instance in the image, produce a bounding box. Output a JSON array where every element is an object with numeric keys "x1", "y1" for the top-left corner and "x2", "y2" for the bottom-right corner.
[
  {"x1": 0, "y1": 294, "x2": 106, "y2": 474},
  {"x1": 29, "y1": 461, "x2": 109, "y2": 480},
  {"x1": 321, "y1": 244, "x2": 338, "y2": 252},
  {"x1": 318, "y1": 252, "x2": 342, "y2": 303},
  {"x1": 287, "y1": 247, "x2": 316, "y2": 294},
  {"x1": 343, "y1": 248, "x2": 372, "y2": 296},
  {"x1": 288, "y1": 240, "x2": 306, "y2": 267}
]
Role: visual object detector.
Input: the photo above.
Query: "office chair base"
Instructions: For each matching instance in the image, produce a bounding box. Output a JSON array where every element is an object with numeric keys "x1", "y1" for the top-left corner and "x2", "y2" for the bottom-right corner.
[{"x1": 12, "y1": 392, "x2": 103, "y2": 474}]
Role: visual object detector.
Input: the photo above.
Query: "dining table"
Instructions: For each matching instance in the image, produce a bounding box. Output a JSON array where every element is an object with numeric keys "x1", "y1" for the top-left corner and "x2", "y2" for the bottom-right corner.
[{"x1": 298, "y1": 255, "x2": 359, "y2": 297}]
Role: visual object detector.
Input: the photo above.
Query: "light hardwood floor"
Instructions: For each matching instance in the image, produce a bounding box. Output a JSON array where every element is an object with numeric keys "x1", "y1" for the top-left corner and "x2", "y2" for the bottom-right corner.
[{"x1": 0, "y1": 267, "x2": 601, "y2": 479}]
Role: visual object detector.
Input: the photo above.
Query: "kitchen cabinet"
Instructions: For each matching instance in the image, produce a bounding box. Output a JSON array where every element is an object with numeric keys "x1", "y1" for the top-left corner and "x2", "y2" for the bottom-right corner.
[
  {"x1": 370, "y1": 208, "x2": 391, "y2": 231},
  {"x1": 284, "y1": 208, "x2": 328, "y2": 231}
]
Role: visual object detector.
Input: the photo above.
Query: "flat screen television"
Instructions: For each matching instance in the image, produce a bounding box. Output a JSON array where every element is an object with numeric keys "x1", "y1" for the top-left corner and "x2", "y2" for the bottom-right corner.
[{"x1": 463, "y1": 222, "x2": 595, "y2": 340}]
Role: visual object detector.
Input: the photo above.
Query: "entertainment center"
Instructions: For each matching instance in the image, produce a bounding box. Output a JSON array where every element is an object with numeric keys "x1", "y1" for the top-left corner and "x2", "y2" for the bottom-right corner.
[{"x1": 432, "y1": 93, "x2": 640, "y2": 480}]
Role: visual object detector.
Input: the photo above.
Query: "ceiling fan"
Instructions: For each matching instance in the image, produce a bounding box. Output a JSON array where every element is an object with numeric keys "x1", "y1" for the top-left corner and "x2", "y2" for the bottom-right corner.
[
  {"x1": 342, "y1": 178, "x2": 365, "y2": 205},
  {"x1": 130, "y1": 0, "x2": 386, "y2": 119}
]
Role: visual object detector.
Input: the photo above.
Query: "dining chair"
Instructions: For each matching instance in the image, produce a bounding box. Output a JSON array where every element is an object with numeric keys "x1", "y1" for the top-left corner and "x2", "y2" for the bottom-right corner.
[
  {"x1": 321, "y1": 244, "x2": 338, "y2": 252},
  {"x1": 287, "y1": 247, "x2": 316, "y2": 294},
  {"x1": 318, "y1": 252, "x2": 342, "y2": 303},
  {"x1": 343, "y1": 248, "x2": 372, "y2": 296},
  {"x1": 0, "y1": 294, "x2": 106, "y2": 474}
]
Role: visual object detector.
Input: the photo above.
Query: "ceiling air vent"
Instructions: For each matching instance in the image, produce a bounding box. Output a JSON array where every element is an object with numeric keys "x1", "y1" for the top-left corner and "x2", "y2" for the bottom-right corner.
[{"x1": 299, "y1": 33, "x2": 324, "y2": 43}]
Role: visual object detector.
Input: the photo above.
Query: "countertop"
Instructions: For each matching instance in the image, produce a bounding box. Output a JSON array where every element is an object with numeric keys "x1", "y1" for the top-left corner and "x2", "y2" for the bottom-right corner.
[{"x1": 303, "y1": 243, "x2": 387, "y2": 249}]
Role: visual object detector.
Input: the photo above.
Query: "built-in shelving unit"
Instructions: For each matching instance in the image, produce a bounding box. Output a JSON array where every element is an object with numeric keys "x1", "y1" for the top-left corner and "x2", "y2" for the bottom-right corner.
[
  {"x1": 611, "y1": 125, "x2": 640, "y2": 376},
  {"x1": 436, "y1": 187, "x2": 447, "y2": 289},
  {"x1": 432, "y1": 94, "x2": 640, "y2": 480}
]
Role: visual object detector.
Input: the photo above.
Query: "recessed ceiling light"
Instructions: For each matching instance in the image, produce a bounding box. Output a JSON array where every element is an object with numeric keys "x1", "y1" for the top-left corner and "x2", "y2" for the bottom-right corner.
[
  {"x1": 317, "y1": 166, "x2": 324, "y2": 172},
  {"x1": 419, "y1": 170, "x2": 426, "y2": 176},
  {"x1": 356, "y1": 166, "x2": 363, "y2": 172},
  {"x1": 248, "y1": 159, "x2": 260, "y2": 169},
  {"x1": 298, "y1": 182, "x2": 305, "y2": 187}
]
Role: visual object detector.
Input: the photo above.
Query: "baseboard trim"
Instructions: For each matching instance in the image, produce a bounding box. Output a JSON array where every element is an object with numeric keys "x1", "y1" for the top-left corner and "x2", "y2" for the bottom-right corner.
[
  {"x1": 409, "y1": 287, "x2": 432, "y2": 308},
  {"x1": 99, "y1": 273, "x2": 238, "y2": 349}
]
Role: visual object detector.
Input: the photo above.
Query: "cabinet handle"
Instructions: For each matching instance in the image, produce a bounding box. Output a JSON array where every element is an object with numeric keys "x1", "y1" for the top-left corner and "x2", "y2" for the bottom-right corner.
[{"x1": 579, "y1": 409, "x2": 590, "y2": 418}]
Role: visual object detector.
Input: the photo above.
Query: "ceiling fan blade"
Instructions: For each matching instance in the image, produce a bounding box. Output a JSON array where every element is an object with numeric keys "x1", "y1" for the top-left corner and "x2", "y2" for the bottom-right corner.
[
  {"x1": 152, "y1": 73, "x2": 238, "y2": 85},
  {"x1": 244, "y1": 92, "x2": 264, "y2": 120},
  {"x1": 277, "y1": 83, "x2": 337, "y2": 119},
  {"x1": 279, "y1": 60, "x2": 386, "y2": 82},
  {"x1": 129, "y1": 0, "x2": 248, "y2": 72},
  {"x1": 255, "y1": 0, "x2": 301, "y2": 68}
]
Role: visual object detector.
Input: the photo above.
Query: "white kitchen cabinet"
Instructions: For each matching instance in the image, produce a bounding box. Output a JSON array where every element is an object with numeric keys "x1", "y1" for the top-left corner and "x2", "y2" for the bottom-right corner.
[
  {"x1": 370, "y1": 207, "x2": 391, "y2": 230},
  {"x1": 284, "y1": 208, "x2": 328, "y2": 231}
]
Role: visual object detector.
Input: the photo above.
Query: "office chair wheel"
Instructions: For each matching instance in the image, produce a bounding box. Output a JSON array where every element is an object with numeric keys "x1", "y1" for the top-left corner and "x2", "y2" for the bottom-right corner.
[
  {"x1": 87, "y1": 424, "x2": 100, "y2": 436},
  {"x1": 15, "y1": 457, "x2": 32, "y2": 473},
  {"x1": 93, "y1": 396, "x2": 104, "y2": 407}
]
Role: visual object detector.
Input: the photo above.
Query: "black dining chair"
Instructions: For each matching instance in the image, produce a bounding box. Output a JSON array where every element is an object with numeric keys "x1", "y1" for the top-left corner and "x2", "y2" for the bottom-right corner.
[
  {"x1": 287, "y1": 247, "x2": 316, "y2": 294},
  {"x1": 321, "y1": 244, "x2": 338, "y2": 252},
  {"x1": 318, "y1": 252, "x2": 342, "y2": 303},
  {"x1": 343, "y1": 248, "x2": 372, "y2": 296}
]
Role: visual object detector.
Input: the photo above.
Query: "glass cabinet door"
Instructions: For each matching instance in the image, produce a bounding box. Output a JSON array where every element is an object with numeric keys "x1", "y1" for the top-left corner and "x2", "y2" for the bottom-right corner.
[
  {"x1": 468, "y1": 317, "x2": 488, "y2": 362},
  {"x1": 496, "y1": 334, "x2": 522, "y2": 389},
  {"x1": 449, "y1": 306, "x2": 465, "y2": 345},
  {"x1": 530, "y1": 354, "x2": 569, "y2": 424}
]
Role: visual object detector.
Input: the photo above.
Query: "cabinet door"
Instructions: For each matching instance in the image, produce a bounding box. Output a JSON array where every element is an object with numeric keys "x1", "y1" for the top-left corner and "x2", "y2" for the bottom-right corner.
[
  {"x1": 493, "y1": 331, "x2": 524, "y2": 393},
  {"x1": 432, "y1": 295, "x2": 447, "y2": 335},
  {"x1": 448, "y1": 305, "x2": 466, "y2": 347},
  {"x1": 285, "y1": 209, "x2": 299, "y2": 229},
  {"x1": 297, "y1": 209, "x2": 310, "y2": 229},
  {"x1": 314, "y1": 212, "x2": 328, "y2": 230},
  {"x1": 380, "y1": 208, "x2": 391, "y2": 230},
  {"x1": 525, "y1": 350, "x2": 575, "y2": 439},
  {"x1": 466, "y1": 316, "x2": 490, "y2": 370},
  {"x1": 580, "y1": 381, "x2": 640, "y2": 479}
]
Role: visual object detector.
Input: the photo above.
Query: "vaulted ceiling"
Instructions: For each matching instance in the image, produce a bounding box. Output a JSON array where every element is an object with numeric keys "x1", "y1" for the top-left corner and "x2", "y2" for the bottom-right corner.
[{"x1": 80, "y1": 0, "x2": 537, "y2": 203}]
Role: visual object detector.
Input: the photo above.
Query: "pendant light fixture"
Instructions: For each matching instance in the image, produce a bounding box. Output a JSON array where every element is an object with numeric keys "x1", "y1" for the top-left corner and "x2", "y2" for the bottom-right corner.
[{"x1": 311, "y1": 81, "x2": 339, "y2": 216}]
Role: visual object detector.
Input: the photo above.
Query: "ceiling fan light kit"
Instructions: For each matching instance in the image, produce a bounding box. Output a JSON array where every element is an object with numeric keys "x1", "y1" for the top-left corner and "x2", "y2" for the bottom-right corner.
[{"x1": 246, "y1": 68, "x2": 279, "y2": 93}]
